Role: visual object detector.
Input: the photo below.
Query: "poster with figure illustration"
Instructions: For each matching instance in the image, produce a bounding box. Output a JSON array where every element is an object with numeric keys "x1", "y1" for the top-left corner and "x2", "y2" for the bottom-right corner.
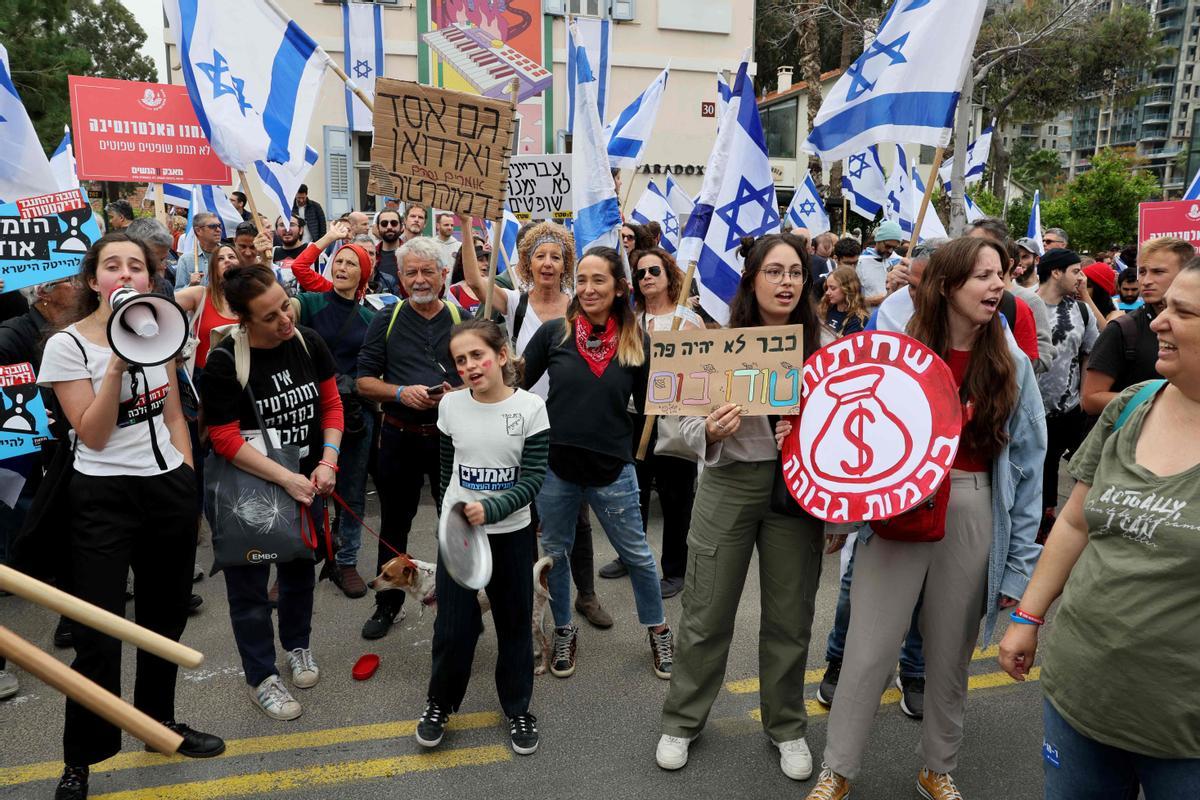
[
  {"x1": 417, "y1": 0, "x2": 551, "y2": 155},
  {"x1": 0, "y1": 363, "x2": 52, "y2": 461}
]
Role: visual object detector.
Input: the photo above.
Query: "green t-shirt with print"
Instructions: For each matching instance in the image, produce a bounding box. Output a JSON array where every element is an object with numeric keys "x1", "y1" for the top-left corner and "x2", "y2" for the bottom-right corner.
[{"x1": 1042, "y1": 381, "x2": 1200, "y2": 759}]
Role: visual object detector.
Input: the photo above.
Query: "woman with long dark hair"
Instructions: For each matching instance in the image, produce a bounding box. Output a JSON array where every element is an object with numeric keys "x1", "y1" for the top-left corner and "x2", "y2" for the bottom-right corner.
[
  {"x1": 38, "y1": 233, "x2": 224, "y2": 800},
  {"x1": 657, "y1": 233, "x2": 828, "y2": 781},
  {"x1": 806, "y1": 236, "x2": 1046, "y2": 800}
]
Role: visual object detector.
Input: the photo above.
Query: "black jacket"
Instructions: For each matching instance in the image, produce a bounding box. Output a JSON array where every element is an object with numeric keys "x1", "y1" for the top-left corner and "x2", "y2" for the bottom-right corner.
[{"x1": 293, "y1": 198, "x2": 327, "y2": 241}]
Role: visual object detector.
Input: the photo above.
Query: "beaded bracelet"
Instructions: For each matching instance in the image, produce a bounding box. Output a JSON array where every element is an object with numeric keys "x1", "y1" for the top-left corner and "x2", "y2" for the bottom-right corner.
[{"x1": 1011, "y1": 607, "x2": 1045, "y2": 626}]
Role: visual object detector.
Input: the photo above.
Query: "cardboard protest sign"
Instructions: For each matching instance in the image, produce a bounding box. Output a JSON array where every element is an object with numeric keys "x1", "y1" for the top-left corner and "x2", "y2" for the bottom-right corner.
[
  {"x1": 644, "y1": 325, "x2": 804, "y2": 417},
  {"x1": 0, "y1": 363, "x2": 52, "y2": 461},
  {"x1": 506, "y1": 154, "x2": 572, "y2": 221},
  {"x1": 780, "y1": 331, "x2": 961, "y2": 524},
  {"x1": 68, "y1": 75, "x2": 231, "y2": 184},
  {"x1": 0, "y1": 190, "x2": 101, "y2": 293},
  {"x1": 367, "y1": 80, "x2": 515, "y2": 220}
]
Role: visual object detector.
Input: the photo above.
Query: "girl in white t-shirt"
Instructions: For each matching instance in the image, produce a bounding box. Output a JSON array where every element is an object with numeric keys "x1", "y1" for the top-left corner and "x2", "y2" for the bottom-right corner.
[
  {"x1": 37, "y1": 233, "x2": 224, "y2": 799},
  {"x1": 415, "y1": 319, "x2": 549, "y2": 758}
]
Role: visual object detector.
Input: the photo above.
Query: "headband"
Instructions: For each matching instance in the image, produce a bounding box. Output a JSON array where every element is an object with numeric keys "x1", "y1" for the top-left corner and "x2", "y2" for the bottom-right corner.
[{"x1": 530, "y1": 234, "x2": 567, "y2": 254}]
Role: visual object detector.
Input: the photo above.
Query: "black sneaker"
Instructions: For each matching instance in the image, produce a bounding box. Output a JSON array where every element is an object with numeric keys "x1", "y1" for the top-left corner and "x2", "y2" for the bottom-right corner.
[
  {"x1": 145, "y1": 721, "x2": 226, "y2": 757},
  {"x1": 415, "y1": 700, "x2": 450, "y2": 748},
  {"x1": 550, "y1": 624, "x2": 578, "y2": 678},
  {"x1": 897, "y1": 675, "x2": 925, "y2": 719},
  {"x1": 508, "y1": 713, "x2": 539, "y2": 755},
  {"x1": 187, "y1": 594, "x2": 203, "y2": 613},
  {"x1": 53, "y1": 617, "x2": 74, "y2": 649},
  {"x1": 816, "y1": 659, "x2": 841, "y2": 707},
  {"x1": 54, "y1": 765, "x2": 88, "y2": 800},
  {"x1": 362, "y1": 605, "x2": 400, "y2": 640},
  {"x1": 650, "y1": 627, "x2": 674, "y2": 679}
]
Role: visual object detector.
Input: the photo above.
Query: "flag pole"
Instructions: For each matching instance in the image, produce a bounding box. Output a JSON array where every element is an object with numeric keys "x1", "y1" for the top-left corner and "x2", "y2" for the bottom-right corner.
[
  {"x1": 909, "y1": 147, "x2": 945, "y2": 249},
  {"x1": 620, "y1": 168, "x2": 638, "y2": 215},
  {"x1": 236, "y1": 170, "x2": 270, "y2": 240},
  {"x1": 259, "y1": 0, "x2": 374, "y2": 112},
  {"x1": 484, "y1": 78, "x2": 520, "y2": 319},
  {"x1": 154, "y1": 183, "x2": 167, "y2": 226},
  {"x1": 841, "y1": 196, "x2": 848, "y2": 236},
  {"x1": 636, "y1": 260, "x2": 696, "y2": 460}
]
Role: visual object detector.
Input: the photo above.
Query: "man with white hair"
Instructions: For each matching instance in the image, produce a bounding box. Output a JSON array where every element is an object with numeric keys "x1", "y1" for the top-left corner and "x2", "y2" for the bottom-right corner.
[{"x1": 355, "y1": 237, "x2": 470, "y2": 640}]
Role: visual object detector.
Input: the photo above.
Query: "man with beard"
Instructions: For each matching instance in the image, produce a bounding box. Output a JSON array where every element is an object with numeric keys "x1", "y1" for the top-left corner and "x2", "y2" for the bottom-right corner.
[
  {"x1": 273, "y1": 215, "x2": 308, "y2": 266},
  {"x1": 402, "y1": 204, "x2": 427, "y2": 243},
  {"x1": 374, "y1": 209, "x2": 403, "y2": 289}
]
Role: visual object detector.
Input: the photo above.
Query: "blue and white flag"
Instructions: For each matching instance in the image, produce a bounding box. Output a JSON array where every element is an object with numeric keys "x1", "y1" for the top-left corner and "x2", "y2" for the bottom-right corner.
[
  {"x1": 785, "y1": 173, "x2": 830, "y2": 236},
  {"x1": 631, "y1": 180, "x2": 680, "y2": 255},
  {"x1": 604, "y1": 66, "x2": 669, "y2": 170},
  {"x1": 163, "y1": 182, "x2": 192, "y2": 209},
  {"x1": 716, "y1": 71, "x2": 733, "y2": 123},
  {"x1": 177, "y1": 183, "x2": 245, "y2": 255},
  {"x1": 665, "y1": 175, "x2": 694, "y2": 223},
  {"x1": 882, "y1": 144, "x2": 910, "y2": 226},
  {"x1": 342, "y1": 0, "x2": 383, "y2": 133},
  {"x1": 164, "y1": 0, "x2": 328, "y2": 171},
  {"x1": 567, "y1": 16, "x2": 612, "y2": 134},
  {"x1": 1185, "y1": 167, "x2": 1200, "y2": 201},
  {"x1": 569, "y1": 23, "x2": 622, "y2": 261},
  {"x1": 0, "y1": 44, "x2": 56, "y2": 203},
  {"x1": 804, "y1": 0, "x2": 987, "y2": 162},
  {"x1": 489, "y1": 211, "x2": 521, "y2": 274},
  {"x1": 963, "y1": 191, "x2": 983, "y2": 223},
  {"x1": 679, "y1": 57, "x2": 779, "y2": 325},
  {"x1": 49, "y1": 126, "x2": 80, "y2": 192},
  {"x1": 939, "y1": 121, "x2": 993, "y2": 187},
  {"x1": 1027, "y1": 190, "x2": 1044, "y2": 255},
  {"x1": 841, "y1": 145, "x2": 887, "y2": 219},
  {"x1": 909, "y1": 165, "x2": 948, "y2": 241},
  {"x1": 255, "y1": 146, "x2": 319, "y2": 227}
]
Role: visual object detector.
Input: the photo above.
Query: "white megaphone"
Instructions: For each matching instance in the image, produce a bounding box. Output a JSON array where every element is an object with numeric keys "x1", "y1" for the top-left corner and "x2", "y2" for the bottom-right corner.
[{"x1": 107, "y1": 286, "x2": 189, "y2": 366}]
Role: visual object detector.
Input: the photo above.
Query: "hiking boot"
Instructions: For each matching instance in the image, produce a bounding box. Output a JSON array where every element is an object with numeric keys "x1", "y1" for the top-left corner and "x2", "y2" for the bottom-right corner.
[
  {"x1": 816, "y1": 659, "x2": 841, "y2": 707},
  {"x1": 897, "y1": 674, "x2": 925, "y2": 719},
  {"x1": 774, "y1": 737, "x2": 814, "y2": 780},
  {"x1": 147, "y1": 721, "x2": 225, "y2": 758},
  {"x1": 54, "y1": 765, "x2": 88, "y2": 800},
  {"x1": 362, "y1": 605, "x2": 402, "y2": 640},
  {"x1": 917, "y1": 767, "x2": 964, "y2": 800},
  {"x1": 650, "y1": 627, "x2": 674, "y2": 679},
  {"x1": 550, "y1": 624, "x2": 578, "y2": 678},
  {"x1": 804, "y1": 767, "x2": 851, "y2": 800},
  {"x1": 598, "y1": 558, "x2": 628, "y2": 578},
  {"x1": 660, "y1": 576, "x2": 684, "y2": 599},
  {"x1": 508, "y1": 713, "x2": 539, "y2": 755},
  {"x1": 574, "y1": 592, "x2": 613, "y2": 629},
  {"x1": 287, "y1": 647, "x2": 320, "y2": 689},
  {"x1": 333, "y1": 564, "x2": 368, "y2": 598},
  {"x1": 251, "y1": 675, "x2": 302, "y2": 721},
  {"x1": 655, "y1": 732, "x2": 698, "y2": 770},
  {"x1": 415, "y1": 699, "x2": 450, "y2": 748}
]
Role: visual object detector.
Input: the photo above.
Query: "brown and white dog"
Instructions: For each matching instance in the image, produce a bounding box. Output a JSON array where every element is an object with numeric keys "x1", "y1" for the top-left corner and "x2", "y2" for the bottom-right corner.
[{"x1": 368, "y1": 554, "x2": 556, "y2": 675}]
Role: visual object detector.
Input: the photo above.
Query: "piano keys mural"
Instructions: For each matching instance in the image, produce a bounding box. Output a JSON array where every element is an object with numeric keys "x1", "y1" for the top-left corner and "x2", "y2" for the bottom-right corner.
[{"x1": 418, "y1": 0, "x2": 552, "y2": 154}]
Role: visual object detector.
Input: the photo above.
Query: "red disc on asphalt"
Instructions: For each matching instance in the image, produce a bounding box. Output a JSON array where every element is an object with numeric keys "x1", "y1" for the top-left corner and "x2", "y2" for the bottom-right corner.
[
  {"x1": 781, "y1": 331, "x2": 962, "y2": 523},
  {"x1": 352, "y1": 654, "x2": 380, "y2": 681}
]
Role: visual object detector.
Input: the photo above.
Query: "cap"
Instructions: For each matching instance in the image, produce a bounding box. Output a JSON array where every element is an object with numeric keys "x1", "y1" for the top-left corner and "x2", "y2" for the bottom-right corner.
[
  {"x1": 1015, "y1": 237, "x2": 1039, "y2": 255},
  {"x1": 874, "y1": 220, "x2": 904, "y2": 243}
]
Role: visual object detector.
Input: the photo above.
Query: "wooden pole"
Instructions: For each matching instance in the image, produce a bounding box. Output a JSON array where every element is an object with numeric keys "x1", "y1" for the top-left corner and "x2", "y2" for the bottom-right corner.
[
  {"x1": 484, "y1": 79, "x2": 520, "y2": 319},
  {"x1": 841, "y1": 196, "x2": 848, "y2": 236},
  {"x1": 620, "y1": 168, "x2": 638, "y2": 215},
  {"x1": 0, "y1": 626, "x2": 184, "y2": 755},
  {"x1": 0, "y1": 565, "x2": 204, "y2": 669},
  {"x1": 236, "y1": 170, "x2": 270, "y2": 240},
  {"x1": 154, "y1": 183, "x2": 167, "y2": 226},
  {"x1": 909, "y1": 147, "x2": 945, "y2": 249},
  {"x1": 635, "y1": 260, "x2": 697, "y2": 460}
]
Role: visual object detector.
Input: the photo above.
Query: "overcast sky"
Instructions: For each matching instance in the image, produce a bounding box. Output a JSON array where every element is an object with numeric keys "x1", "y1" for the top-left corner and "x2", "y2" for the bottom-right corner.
[{"x1": 128, "y1": 0, "x2": 168, "y2": 82}]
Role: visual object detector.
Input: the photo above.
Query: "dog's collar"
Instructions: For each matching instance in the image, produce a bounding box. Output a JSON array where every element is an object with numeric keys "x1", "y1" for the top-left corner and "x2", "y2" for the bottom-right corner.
[{"x1": 421, "y1": 591, "x2": 437, "y2": 607}]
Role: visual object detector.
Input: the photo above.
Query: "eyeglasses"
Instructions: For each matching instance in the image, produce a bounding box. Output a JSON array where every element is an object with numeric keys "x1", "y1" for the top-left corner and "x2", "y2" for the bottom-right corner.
[
  {"x1": 379, "y1": 220, "x2": 401, "y2": 228},
  {"x1": 634, "y1": 266, "x2": 662, "y2": 280},
  {"x1": 761, "y1": 266, "x2": 805, "y2": 284},
  {"x1": 1044, "y1": 238, "x2": 1064, "y2": 247},
  {"x1": 199, "y1": 223, "x2": 222, "y2": 231},
  {"x1": 620, "y1": 233, "x2": 635, "y2": 242}
]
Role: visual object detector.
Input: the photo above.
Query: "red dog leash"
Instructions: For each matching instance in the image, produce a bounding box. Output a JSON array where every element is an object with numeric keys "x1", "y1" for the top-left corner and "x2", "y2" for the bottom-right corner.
[{"x1": 329, "y1": 490, "x2": 407, "y2": 560}]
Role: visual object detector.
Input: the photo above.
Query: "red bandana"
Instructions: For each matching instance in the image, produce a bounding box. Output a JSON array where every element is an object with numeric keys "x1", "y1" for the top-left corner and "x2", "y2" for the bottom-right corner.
[{"x1": 575, "y1": 316, "x2": 618, "y2": 378}]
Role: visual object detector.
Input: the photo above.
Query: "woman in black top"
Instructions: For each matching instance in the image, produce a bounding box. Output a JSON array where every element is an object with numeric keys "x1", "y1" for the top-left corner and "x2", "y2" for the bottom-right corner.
[{"x1": 522, "y1": 247, "x2": 673, "y2": 681}]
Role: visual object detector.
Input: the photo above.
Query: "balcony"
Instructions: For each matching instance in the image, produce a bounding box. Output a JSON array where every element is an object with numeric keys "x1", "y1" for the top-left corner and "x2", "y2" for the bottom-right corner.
[
  {"x1": 1157, "y1": 0, "x2": 1185, "y2": 12},
  {"x1": 1146, "y1": 92, "x2": 1174, "y2": 106}
]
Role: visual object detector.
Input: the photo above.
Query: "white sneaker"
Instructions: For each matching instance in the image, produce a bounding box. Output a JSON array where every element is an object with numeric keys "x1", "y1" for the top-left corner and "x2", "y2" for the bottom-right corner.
[
  {"x1": 656, "y1": 732, "x2": 698, "y2": 770},
  {"x1": 774, "y1": 736, "x2": 814, "y2": 780},
  {"x1": 251, "y1": 675, "x2": 302, "y2": 720},
  {"x1": 286, "y1": 648, "x2": 320, "y2": 689},
  {"x1": 0, "y1": 669, "x2": 18, "y2": 700}
]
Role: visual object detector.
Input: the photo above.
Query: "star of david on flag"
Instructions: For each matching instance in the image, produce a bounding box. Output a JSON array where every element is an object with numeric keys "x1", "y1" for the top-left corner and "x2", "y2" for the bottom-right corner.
[
  {"x1": 785, "y1": 173, "x2": 830, "y2": 236},
  {"x1": 631, "y1": 180, "x2": 681, "y2": 255},
  {"x1": 343, "y1": 1, "x2": 384, "y2": 133},
  {"x1": 804, "y1": 0, "x2": 987, "y2": 163},
  {"x1": 939, "y1": 121, "x2": 994, "y2": 187},
  {"x1": 841, "y1": 145, "x2": 887, "y2": 219},
  {"x1": 678, "y1": 53, "x2": 778, "y2": 325}
]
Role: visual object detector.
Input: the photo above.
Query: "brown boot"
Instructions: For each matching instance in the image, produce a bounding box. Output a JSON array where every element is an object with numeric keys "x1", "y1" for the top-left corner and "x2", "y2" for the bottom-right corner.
[
  {"x1": 804, "y1": 767, "x2": 850, "y2": 800},
  {"x1": 334, "y1": 565, "x2": 367, "y2": 598},
  {"x1": 917, "y1": 768, "x2": 964, "y2": 800},
  {"x1": 574, "y1": 592, "x2": 613, "y2": 629}
]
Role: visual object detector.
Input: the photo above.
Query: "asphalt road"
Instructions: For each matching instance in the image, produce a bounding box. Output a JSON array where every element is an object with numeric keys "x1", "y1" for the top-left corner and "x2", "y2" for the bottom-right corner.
[{"x1": 0, "y1": 485, "x2": 1050, "y2": 800}]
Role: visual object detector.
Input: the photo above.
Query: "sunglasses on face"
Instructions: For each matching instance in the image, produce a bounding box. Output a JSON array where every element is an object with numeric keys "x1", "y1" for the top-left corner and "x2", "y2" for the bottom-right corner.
[
  {"x1": 379, "y1": 220, "x2": 401, "y2": 228},
  {"x1": 199, "y1": 224, "x2": 222, "y2": 231},
  {"x1": 635, "y1": 266, "x2": 663, "y2": 280},
  {"x1": 621, "y1": 233, "x2": 635, "y2": 242}
]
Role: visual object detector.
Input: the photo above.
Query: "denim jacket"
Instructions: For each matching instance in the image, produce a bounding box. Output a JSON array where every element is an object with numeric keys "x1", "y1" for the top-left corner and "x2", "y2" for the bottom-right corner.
[{"x1": 859, "y1": 335, "x2": 1048, "y2": 643}]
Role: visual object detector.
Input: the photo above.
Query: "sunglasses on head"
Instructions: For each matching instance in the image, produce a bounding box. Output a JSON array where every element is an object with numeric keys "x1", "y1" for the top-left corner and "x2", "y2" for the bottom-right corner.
[{"x1": 635, "y1": 266, "x2": 662, "y2": 280}]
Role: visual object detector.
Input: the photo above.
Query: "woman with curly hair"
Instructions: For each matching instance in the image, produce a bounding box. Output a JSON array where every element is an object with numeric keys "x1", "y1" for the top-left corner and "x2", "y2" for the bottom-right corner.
[{"x1": 818, "y1": 266, "x2": 871, "y2": 337}]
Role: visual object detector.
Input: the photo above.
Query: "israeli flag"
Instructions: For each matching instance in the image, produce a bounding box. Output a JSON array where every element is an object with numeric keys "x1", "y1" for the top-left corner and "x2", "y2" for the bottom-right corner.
[
  {"x1": 804, "y1": 0, "x2": 987, "y2": 162},
  {"x1": 883, "y1": 145, "x2": 910, "y2": 226},
  {"x1": 342, "y1": 1, "x2": 383, "y2": 133},
  {"x1": 717, "y1": 71, "x2": 733, "y2": 122},
  {"x1": 569, "y1": 23, "x2": 622, "y2": 261},
  {"x1": 946, "y1": 179, "x2": 984, "y2": 223},
  {"x1": 0, "y1": 44, "x2": 56, "y2": 203},
  {"x1": 177, "y1": 183, "x2": 245, "y2": 257},
  {"x1": 164, "y1": 0, "x2": 328, "y2": 172},
  {"x1": 665, "y1": 175, "x2": 695, "y2": 224},
  {"x1": 909, "y1": 165, "x2": 948, "y2": 241},
  {"x1": 1185, "y1": 167, "x2": 1200, "y2": 201},
  {"x1": 604, "y1": 66, "x2": 669, "y2": 170},
  {"x1": 785, "y1": 173, "x2": 830, "y2": 236},
  {"x1": 631, "y1": 180, "x2": 680, "y2": 255},
  {"x1": 1027, "y1": 190, "x2": 1044, "y2": 255},
  {"x1": 841, "y1": 145, "x2": 887, "y2": 219},
  {"x1": 163, "y1": 182, "x2": 192, "y2": 209},
  {"x1": 49, "y1": 126, "x2": 80, "y2": 192},
  {"x1": 567, "y1": 16, "x2": 612, "y2": 134},
  {"x1": 679, "y1": 57, "x2": 779, "y2": 325},
  {"x1": 939, "y1": 121, "x2": 994, "y2": 187},
  {"x1": 255, "y1": 146, "x2": 319, "y2": 227}
]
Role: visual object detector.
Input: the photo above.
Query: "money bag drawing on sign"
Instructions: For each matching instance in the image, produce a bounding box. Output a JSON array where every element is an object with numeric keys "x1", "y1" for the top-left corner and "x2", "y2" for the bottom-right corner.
[{"x1": 809, "y1": 366, "x2": 913, "y2": 486}]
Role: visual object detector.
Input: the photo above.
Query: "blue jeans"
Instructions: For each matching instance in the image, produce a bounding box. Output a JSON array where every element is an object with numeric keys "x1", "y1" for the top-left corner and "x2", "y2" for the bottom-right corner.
[
  {"x1": 223, "y1": 558, "x2": 315, "y2": 687},
  {"x1": 535, "y1": 464, "x2": 665, "y2": 628},
  {"x1": 334, "y1": 413, "x2": 374, "y2": 566},
  {"x1": 825, "y1": 533, "x2": 925, "y2": 678},
  {"x1": 1043, "y1": 697, "x2": 1200, "y2": 799}
]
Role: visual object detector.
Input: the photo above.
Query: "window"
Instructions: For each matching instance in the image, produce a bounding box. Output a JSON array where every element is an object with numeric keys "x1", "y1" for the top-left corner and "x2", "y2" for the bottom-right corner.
[
  {"x1": 919, "y1": 145, "x2": 935, "y2": 162},
  {"x1": 544, "y1": 0, "x2": 607, "y2": 17},
  {"x1": 763, "y1": 100, "x2": 797, "y2": 160},
  {"x1": 353, "y1": 133, "x2": 379, "y2": 214}
]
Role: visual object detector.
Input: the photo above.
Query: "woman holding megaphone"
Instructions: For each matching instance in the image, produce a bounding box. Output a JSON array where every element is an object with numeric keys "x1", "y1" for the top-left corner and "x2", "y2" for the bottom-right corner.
[{"x1": 37, "y1": 232, "x2": 224, "y2": 800}]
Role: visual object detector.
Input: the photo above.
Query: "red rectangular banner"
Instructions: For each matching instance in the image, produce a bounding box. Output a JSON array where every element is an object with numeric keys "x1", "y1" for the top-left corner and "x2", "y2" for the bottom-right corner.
[
  {"x1": 1138, "y1": 200, "x2": 1200, "y2": 249},
  {"x1": 68, "y1": 75, "x2": 231, "y2": 185}
]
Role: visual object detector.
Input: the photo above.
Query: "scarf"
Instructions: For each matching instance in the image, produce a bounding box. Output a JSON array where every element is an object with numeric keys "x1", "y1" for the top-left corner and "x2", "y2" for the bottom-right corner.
[{"x1": 574, "y1": 316, "x2": 618, "y2": 378}]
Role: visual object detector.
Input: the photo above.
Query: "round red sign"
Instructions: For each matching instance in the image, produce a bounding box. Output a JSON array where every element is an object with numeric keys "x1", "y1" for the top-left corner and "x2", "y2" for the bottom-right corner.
[{"x1": 781, "y1": 331, "x2": 962, "y2": 523}]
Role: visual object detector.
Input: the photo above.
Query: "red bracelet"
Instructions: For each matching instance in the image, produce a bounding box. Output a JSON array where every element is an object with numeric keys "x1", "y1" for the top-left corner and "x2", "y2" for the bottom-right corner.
[
  {"x1": 318, "y1": 459, "x2": 339, "y2": 473},
  {"x1": 1012, "y1": 607, "x2": 1045, "y2": 626}
]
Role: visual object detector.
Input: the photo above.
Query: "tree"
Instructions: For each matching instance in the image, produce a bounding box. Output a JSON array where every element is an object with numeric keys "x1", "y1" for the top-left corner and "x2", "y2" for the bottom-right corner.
[
  {"x1": 1053, "y1": 148, "x2": 1159, "y2": 252},
  {"x1": 1012, "y1": 149, "x2": 1064, "y2": 194}
]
